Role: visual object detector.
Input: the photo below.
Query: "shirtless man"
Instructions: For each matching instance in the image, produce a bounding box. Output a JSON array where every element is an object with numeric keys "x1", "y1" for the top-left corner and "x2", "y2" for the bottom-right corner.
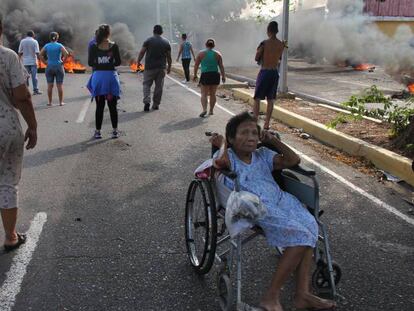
[{"x1": 254, "y1": 21, "x2": 285, "y2": 130}]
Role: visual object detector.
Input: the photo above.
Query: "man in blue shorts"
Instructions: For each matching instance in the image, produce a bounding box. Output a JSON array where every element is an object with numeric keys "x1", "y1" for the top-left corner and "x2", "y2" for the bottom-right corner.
[{"x1": 254, "y1": 21, "x2": 285, "y2": 130}]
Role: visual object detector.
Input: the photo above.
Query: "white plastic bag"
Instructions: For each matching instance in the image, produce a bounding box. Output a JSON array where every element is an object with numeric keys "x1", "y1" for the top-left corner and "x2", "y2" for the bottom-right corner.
[{"x1": 225, "y1": 190, "x2": 267, "y2": 238}]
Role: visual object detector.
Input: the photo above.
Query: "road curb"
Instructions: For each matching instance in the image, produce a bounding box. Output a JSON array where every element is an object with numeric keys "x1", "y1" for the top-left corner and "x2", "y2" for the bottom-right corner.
[{"x1": 232, "y1": 88, "x2": 414, "y2": 187}]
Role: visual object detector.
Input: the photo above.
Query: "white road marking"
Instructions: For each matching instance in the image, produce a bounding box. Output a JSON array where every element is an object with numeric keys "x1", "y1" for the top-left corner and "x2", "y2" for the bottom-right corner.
[
  {"x1": 76, "y1": 98, "x2": 92, "y2": 123},
  {"x1": 0, "y1": 212, "x2": 48, "y2": 311},
  {"x1": 167, "y1": 75, "x2": 414, "y2": 226}
]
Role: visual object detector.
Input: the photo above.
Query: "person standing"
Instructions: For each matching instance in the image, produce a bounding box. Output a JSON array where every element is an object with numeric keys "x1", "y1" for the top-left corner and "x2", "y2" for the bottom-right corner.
[
  {"x1": 193, "y1": 38, "x2": 226, "y2": 118},
  {"x1": 40, "y1": 32, "x2": 69, "y2": 106},
  {"x1": 0, "y1": 16, "x2": 38, "y2": 251},
  {"x1": 253, "y1": 21, "x2": 286, "y2": 130},
  {"x1": 176, "y1": 33, "x2": 195, "y2": 83},
  {"x1": 87, "y1": 24, "x2": 122, "y2": 139},
  {"x1": 18, "y1": 30, "x2": 42, "y2": 95},
  {"x1": 137, "y1": 25, "x2": 172, "y2": 112}
]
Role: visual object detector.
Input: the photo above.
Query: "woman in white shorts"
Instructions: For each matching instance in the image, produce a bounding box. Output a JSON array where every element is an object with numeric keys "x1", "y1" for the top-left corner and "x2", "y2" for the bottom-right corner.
[{"x1": 0, "y1": 17, "x2": 37, "y2": 251}]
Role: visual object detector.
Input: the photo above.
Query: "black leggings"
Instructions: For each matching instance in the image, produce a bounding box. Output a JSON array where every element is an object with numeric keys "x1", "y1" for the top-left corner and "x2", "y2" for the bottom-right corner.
[
  {"x1": 95, "y1": 96, "x2": 118, "y2": 130},
  {"x1": 182, "y1": 58, "x2": 191, "y2": 82}
]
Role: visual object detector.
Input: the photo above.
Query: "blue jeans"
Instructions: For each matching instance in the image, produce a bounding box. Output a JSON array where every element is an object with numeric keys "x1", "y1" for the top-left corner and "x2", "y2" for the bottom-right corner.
[{"x1": 24, "y1": 65, "x2": 39, "y2": 93}]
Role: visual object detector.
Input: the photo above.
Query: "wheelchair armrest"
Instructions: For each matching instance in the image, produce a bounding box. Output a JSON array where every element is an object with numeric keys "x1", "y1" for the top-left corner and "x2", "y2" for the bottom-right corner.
[
  {"x1": 220, "y1": 169, "x2": 238, "y2": 180},
  {"x1": 290, "y1": 164, "x2": 316, "y2": 176}
]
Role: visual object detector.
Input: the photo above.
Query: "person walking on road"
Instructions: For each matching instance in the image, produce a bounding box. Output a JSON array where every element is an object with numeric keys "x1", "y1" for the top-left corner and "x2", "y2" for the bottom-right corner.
[
  {"x1": 253, "y1": 21, "x2": 286, "y2": 130},
  {"x1": 176, "y1": 33, "x2": 195, "y2": 83},
  {"x1": 40, "y1": 32, "x2": 69, "y2": 106},
  {"x1": 87, "y1": 24, "x2": 122, "y2": 139},
  {"x1": 137, "y1": 25, "x2": 172, "y2": 112},
  {"x1": 193, "y1": 38, "x2": 226, "y2": 118},
  {"x1": 18, "y1": 30, "x2": 42, "y2": 95},
  {"x1": 0, "y1": 16, "x2": 38, "y2": 252}
]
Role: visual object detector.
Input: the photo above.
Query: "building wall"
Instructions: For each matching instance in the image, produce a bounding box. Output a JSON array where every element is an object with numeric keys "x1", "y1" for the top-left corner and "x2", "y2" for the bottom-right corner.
[
  {"x1": 374, "y1": 21, "x2": 414, "y2": 37},
  {"x1": 365, "y1": 0, "x2": 414, "y2": 17}
]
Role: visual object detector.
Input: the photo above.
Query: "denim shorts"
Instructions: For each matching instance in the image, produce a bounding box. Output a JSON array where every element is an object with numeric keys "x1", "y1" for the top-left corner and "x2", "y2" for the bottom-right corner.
[{"x1": 45, "y1": 64, "x2": 65, "y2": 84}]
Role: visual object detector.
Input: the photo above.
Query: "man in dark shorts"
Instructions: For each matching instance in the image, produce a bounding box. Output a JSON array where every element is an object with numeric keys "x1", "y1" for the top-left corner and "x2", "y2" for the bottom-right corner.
[
  {"x1": 137, "y1": 25, "x2": 172, "y2": 112},
  {"x1": 254, "y1": 21, "x2": 285, "y2": 130}
]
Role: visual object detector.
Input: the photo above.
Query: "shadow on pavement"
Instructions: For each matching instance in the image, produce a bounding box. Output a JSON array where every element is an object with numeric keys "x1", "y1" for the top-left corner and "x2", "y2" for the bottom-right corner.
[{"x1": 158, "y1": 117, "x2": 205, "y2": 133}]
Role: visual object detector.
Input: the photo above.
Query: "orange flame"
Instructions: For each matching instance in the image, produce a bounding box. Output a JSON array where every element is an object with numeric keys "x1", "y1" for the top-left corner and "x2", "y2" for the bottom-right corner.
[
  {"x1": 408, "y1": 83, "x2": 414, "y2": 94},
  {"x1": 36, "y1": 59, "x2": 47, "y2": 72},
  {"x1": 353, "y1": 63, "x2": 375, "y2": 71},
  {"x1": 64, "y1": 55, "x2": 86, "y2": 73},
  {"x1": 130, "y1": 61, "x2": 144, "y2": 72}
]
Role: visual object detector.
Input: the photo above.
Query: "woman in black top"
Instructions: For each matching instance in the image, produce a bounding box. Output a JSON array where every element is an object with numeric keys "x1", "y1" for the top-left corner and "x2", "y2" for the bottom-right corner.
[{"x1": 87, "y1": 24, "x2": 122, "y2": 139}]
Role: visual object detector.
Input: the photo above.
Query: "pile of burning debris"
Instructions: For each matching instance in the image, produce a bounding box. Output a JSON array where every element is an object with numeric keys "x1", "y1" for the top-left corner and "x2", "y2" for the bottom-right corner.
[
  {"x1": 37, "y1": 55, "x2": 86, "y2": 74},
  {"x1": 129, "y1": 61, "x2": 144, "y2": 73},
  {"x1": 391, "y1": 75, "x2": 414, "y2": 99}
]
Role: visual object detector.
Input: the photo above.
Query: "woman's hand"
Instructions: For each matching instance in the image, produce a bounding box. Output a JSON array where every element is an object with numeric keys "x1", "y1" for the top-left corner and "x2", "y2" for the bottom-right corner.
[
  {"x1": 260, "y1": 130, "x2": 278, "y2": 145},
  {"x1": 221, "y1": 76, "x2": 226, "y2": 84},
  {"x1": 209, "y1": 133, "x2": 224, "y2": 148},
  {"x1": 25, "y1": 127, "x2": 37, "y2": 150}
]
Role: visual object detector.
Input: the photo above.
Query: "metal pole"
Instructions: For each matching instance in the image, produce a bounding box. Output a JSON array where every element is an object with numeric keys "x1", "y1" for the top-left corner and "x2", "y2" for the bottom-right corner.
[
  {"x1": 279, "y1": 0, "x2": 290, "y2": 94},
  {"x1": 156, "y1": 0, "x2": 160, "y2": 24},
  {"x1": 168, "y1": 0, "x2": 173, "y2": 42}
]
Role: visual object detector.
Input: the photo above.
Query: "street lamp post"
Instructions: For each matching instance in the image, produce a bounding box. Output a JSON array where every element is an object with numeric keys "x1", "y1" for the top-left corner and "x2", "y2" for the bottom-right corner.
[{"x1": 279, "y1": 0, "x2": 290, "y2": 94}]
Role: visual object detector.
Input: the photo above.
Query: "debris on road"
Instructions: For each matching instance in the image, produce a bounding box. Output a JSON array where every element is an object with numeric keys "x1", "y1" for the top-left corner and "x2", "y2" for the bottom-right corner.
[{"x1": 300, "y1": 133, "x2": 311, "y2": 139}]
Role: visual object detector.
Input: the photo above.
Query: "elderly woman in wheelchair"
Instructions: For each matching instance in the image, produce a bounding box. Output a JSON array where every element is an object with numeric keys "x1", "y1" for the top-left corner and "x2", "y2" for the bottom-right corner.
[{"x1": 211, "y1": 112, "x2": 336, "y2": 311}]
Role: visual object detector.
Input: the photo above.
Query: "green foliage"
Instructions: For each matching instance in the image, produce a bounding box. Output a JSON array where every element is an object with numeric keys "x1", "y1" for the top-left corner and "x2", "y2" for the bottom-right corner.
[{"x1": 327, "y1": 85, "x2": 414, "y2": 135}]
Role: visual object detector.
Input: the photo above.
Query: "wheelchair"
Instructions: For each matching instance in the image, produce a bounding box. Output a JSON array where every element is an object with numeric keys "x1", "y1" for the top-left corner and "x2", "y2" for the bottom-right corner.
[{"x1": 184, "y1": 138, "x2": 342, "y2": 311}]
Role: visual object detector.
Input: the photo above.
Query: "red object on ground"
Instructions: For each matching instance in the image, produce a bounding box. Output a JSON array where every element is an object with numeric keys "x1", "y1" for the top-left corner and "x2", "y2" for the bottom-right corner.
[{"x1": 353, "y1": 63, "x2": 376, "y2": 71}]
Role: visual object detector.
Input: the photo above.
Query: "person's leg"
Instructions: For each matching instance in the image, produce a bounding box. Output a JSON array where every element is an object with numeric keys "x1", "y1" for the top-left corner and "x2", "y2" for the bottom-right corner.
[
  {"x1": 24, "y1": 66, "x2": 31, "y2": 87},
  {"x1": 294, "y1": 248, "x2": 336, "y2": 310},
  {"x1": 200, "y1": 85, "x2": 208, "y2": 117},
  {"x1": 153, "y1": 69, "x2": 166, "y2": 108},
  {"x1": 264, "y1": 99, "x2": 274, "y2": 130},
  {"x1": 143, "y1": 70, "x2": 154, "y2": 110},
  {"x1": 47, "y1": 84, "x2": 54, "y2": 105},
  {"x1": 56, "y1": 84, "x2": 64, "y2": 106},
  {"x1": 107, "y1": 97, "x2": 118, "y2": 130},
  {"x1": 260, "y1": 246, "x2": 307, "y2": 311},
  {"x1": 209, "y1": 85, "x2": 218, "y2": 114},
  {"x1": 1, "y1": 208, "x2": 18, "y2": 245},
  {"x1": 32, "y1": 65, "x2": 39, "y2": 93},
  {"x1": 95, "y1": 96, "x2": 105, "y2": 131},
  {"x1": 182, "y1": 59, "x2": 191, "y2": 82}
]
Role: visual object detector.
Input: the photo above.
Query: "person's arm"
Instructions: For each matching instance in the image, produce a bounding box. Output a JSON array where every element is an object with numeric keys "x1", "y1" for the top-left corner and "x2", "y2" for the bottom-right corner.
[
  {"x1": 193, "y1": 52, "x2": 202, "y2": 81},
  {"x1": 113, "y1": 44, "x2": 122, "y2": 67},
  {"x1": 88, "y1": 45, "x2": 95, "y2": 67},
  {"x1": 39, "y1": 47, "x2": 47, "y2": 64},
  {"x1": 12, "y1": 84, "x2": 37, "y2": 149},
  {"x1": 137, "y1": 46, "x2": 147, "y2": 66},
  {"x1": 210, "y1": 134, "x2": 230, "y2": 169},
  {"x1": 35, "y1": 41, "x2": 40, "y2": 61},
  {"x1": 190, "y1": 45, "x2": 196, "y2": 60},
  {"x1": 176, "y1": 43, "x2": 183, "y2": 62},
  {"x1": 255, "y1": 41, "x2": 265, "y2": 63},
  {"x1": 216, "y1": 52, "x2": 226, "y2": 83},
  {"x1": 18, "y1": 42, "x2": 23, "y2": 59},
  {"x1": 61, "y1": 45, "x2": 69, "y2": 62},
  {"x1": 260, "y1": 131, "x2": 300, "y2": 170},
  {"x1": 166, "y1": 46, "x2": 172, "y2": 74}
]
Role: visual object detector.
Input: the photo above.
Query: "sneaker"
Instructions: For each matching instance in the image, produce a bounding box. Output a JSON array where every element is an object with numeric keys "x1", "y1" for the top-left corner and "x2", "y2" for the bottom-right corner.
[
  {"x1": 181, "y1": 80, "x2": 187, "y2": 84},
  {"x1": 144, "y1": 103, "x2": 150, "y2": 112},
  {"x1": 94, "y1": 130, "x2": 102, "y2": 139},
  {"x1": 112, "y1": 130, "x2": 119, "y2": 139},
  {"x1": 33, "y1": 90, "x2": 42, "y2": 95},
  {"x1": 151, "y1": 105, "x2": 159, "y2": 110}
]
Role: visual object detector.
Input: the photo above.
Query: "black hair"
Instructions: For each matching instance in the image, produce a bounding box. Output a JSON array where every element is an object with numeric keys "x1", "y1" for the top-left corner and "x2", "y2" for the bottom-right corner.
[
  {"x1": 225, "y1": 111, "x2": 260, "y2": 146},
  {"x1": 27, "y1": 30, "x2": 34, "y2": 37},
  {"x1": 96, "y1": 24, "x2": 110, "y2": 45},
  {"x1": 153, "y1": 25, "x2": 163, "y2": 35},
  {"x1": 205, "y1": 38, "x2": 215, "y2": 48},
  {"x1": 181, "y1": 33, "x2": 187, "y2": 40},
  {"x1": 49, "y1": 32, "x2": 59, "y2": 42},
  {"x1": 267, "y1": 21, "x2": 279, "y2": 35}
]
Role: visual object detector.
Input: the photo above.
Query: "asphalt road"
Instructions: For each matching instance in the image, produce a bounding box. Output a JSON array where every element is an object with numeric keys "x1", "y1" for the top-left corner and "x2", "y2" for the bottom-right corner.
[{"x1": 0, "y1": 68, "x2": 413, "y2": 311}]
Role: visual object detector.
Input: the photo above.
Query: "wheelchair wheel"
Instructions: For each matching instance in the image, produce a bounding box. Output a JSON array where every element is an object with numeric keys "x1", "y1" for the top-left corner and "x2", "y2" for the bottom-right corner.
[
  {"x1": 217, "y1": 272, "x2": 233, "y2": 311},
  {"x1": 312, "y1": 261, "x2": 342, "y2": 293},
  {"x1": 185, "y1": 179, "x2": 217, "y2": 275}
]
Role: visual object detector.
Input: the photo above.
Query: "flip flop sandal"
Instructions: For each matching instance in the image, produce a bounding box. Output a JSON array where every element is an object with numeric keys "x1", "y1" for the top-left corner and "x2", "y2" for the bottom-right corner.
[
  {"x1": 4, "y1": 233, "x2": 27, "y2": 252},
  {"x1": 199, "y1": 111, "x2": 207, "y2": 118}
]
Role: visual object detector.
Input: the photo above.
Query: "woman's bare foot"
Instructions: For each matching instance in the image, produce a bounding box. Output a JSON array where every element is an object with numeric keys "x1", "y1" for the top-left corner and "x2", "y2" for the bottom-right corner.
[{"x1": 294, "y1": 292, "x2": 336, "y2": 310}]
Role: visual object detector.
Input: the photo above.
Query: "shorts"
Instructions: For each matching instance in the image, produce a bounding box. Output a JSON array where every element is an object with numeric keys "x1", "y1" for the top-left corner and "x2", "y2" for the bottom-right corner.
[
  {"x1": 46, "y1": 64, "x2": 65, "y2": 84},
  {"x1": 200, "y1": 71, "x2": 220, "y2": 86},
  {"x1": 254, "y1": 69, "x2": 279, "y2": 100}
]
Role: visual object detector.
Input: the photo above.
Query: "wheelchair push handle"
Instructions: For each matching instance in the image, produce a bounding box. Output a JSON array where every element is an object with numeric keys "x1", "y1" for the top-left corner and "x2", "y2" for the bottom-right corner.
[{"x1": 291, "y1": 164, "x2": 316, "y2": 176}]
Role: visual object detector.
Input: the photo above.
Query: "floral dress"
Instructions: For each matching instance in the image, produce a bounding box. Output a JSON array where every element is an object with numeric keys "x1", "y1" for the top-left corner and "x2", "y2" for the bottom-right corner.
[
  {"x1": 223, "y1": 147, "x2": 318, "y2": 248},
  {"x1": 0, "y1": 46, "x2": 27, "y2": 209}
]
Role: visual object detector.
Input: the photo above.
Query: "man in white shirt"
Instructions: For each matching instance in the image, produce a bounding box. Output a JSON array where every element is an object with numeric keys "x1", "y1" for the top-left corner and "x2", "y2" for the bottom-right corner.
[{"x1": 18, "y1": 30, "x2": 42, "y2": 95}]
